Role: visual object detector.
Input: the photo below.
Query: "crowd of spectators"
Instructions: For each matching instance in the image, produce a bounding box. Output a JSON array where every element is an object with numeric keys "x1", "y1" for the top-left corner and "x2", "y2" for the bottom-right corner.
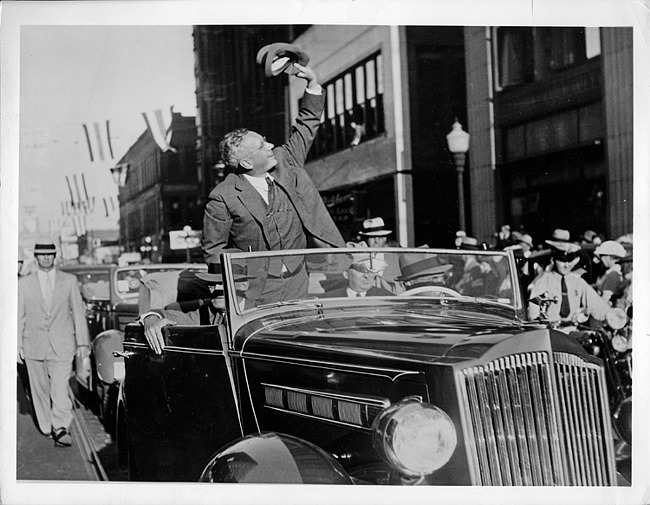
[{"x1": 477, "y1": 224, "x2": 633, "y2": 315}]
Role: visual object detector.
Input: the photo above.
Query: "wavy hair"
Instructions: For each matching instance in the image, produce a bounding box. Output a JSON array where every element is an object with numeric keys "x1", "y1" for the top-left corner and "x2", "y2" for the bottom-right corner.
[{"x1": 219, "y1": 128, "x2": 249, "y2": 171}]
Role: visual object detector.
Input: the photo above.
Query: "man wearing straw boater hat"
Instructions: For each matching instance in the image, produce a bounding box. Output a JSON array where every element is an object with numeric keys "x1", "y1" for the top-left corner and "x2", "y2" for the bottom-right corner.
[
  {"x1": 17, "y1": 238, "x2": 90, "y2": 447},
  {"x1": 358, "y1": 217, "x2": 392, "y2": 248}
]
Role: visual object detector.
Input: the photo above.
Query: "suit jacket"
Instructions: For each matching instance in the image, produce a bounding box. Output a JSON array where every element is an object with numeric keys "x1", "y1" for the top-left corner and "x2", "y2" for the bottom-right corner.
[
  {"x1": 321, "y1": 286, "x2": 393, "y2": 298},
  {"x1": 202, "y1": 91, "x2": 345, "y2": 264},
  {"x1": 18, "y1": 269, "x2": 90, "y2": 360}
]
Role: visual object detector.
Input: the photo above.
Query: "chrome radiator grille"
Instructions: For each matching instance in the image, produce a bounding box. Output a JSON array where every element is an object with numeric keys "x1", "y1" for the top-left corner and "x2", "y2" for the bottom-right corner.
[{"x1": 458, "y1": 352, "x2": 616, "y2": 486}]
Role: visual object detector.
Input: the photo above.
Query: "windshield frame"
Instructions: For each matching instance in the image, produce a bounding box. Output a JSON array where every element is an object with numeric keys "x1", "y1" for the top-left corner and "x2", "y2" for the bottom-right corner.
[{"x1": 220, "y1": 247, "x2": 525, "y2": 341}]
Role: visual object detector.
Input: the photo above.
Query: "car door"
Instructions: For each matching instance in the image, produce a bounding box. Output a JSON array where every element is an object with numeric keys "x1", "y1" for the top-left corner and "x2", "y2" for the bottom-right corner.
[{"x1": 121, "y1": 321, "x2": 243, "y2": 482}]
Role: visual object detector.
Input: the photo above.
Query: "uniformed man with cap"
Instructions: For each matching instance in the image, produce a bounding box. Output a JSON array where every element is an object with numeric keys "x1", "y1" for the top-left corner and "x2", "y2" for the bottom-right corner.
[
  {"x1": 355, "y1": 217, "x2": 403, "y2": 292},
  {"x1": 528, "y1": 240, "x2": 610, "y2": 322},
  {"x1": 321, "y1": 253, "x2": 392, "y2": 298}
]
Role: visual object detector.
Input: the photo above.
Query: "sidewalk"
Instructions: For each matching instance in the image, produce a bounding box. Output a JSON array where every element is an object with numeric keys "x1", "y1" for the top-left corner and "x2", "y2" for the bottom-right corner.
[{"x1": 16, "y1": 365, "x2": 94, "y2": 481}]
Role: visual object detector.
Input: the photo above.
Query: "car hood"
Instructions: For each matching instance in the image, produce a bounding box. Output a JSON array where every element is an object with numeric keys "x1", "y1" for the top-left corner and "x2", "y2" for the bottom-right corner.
[{"x1": 235, "y1": 301, "x2": 543, "y2": 363}]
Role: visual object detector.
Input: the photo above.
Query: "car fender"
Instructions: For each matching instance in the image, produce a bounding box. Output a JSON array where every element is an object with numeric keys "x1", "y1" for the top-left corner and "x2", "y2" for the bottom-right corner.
[
  {"x1": 199, "y1": 432, "x2": 354, "y2": 484},
  {"x1": 91, "y1": 329, "x2": 125, "y2": 384}
]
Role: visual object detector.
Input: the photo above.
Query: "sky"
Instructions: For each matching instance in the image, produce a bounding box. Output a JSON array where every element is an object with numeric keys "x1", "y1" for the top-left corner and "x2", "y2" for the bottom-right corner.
[{"x1": 19, "y1": 25, "x2": 197, "y2": 240}]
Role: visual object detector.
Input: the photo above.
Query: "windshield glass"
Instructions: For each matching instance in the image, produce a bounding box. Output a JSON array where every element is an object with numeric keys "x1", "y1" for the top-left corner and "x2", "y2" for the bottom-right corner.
[
  {"x1": 223, "y1": 248, "x2": 520, "y2": 313},
  {"x1": 71, "y1": 270, "x2": 111, "y2": 301}
]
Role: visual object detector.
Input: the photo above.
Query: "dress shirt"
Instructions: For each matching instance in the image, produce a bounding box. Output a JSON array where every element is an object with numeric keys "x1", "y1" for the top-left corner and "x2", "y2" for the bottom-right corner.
[
  {"x1": 528, "y1": 270, "x2": 610, "y2": 321},
  {"x1": 243, "y1": 173, "x2": 275, "y2": 204},
  {"x1": 37, "y1": 269, "x2": 56, "y2": 307},
  {"x1": 346, "y1": 287, "x2": 366, "y2": 297}
]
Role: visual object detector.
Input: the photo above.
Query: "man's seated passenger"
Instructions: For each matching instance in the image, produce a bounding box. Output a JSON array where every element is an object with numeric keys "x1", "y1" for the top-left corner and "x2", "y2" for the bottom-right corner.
[
  {"x1": 139, "y1": 263, "x2": 254, "y2": 354},
  {"x1": 321, "y1": 254, "x2": 392, "y2": 298},
  {"x1": 454, "y1": 254, "x2": 499, "y2": 297},
  {"x1": 395, "y1": 253, "x2": 453, "y2": 291}
]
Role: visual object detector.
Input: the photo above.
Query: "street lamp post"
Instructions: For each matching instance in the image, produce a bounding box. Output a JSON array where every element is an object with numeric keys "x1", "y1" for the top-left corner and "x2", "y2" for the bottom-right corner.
[
  {"x1": 140, "y1": 236, "x2": 153, "y2": 262},
  {"x1": 446, "y1": 120, "x2": 470, "y2": 232},
  {"x1": 183, "y1": 225, "x2": 192, "y2": 263}
]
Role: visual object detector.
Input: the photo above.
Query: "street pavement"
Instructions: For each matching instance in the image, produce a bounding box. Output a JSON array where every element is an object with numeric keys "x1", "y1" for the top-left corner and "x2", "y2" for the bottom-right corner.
[{"x1": 16, "y1": 365, "x2": 93, "y2": 481}]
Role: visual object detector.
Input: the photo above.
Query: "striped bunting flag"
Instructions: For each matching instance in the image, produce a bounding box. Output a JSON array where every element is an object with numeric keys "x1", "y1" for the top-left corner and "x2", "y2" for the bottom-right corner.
[
  {"x1": 142, "y1": 106, "x2": 177, "y2": 152},
  {"x1": 83, "y1": 120, "x2": 114, "y2": 162}
]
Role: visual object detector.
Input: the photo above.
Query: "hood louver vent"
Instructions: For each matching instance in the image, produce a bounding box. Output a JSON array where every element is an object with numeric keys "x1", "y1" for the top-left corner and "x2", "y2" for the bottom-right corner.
[{"x1": 263, "y1": 384, "x2": 389, "y2": 430}]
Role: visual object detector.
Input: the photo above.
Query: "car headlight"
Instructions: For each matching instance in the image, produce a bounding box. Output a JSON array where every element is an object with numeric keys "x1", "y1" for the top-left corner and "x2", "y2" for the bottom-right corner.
[
  {"x1": 606, "y1": 307, "x2": 628, "y2": 330},
  {"x1": 372, "y1": 397, "x2": 457, "y2": 477}
]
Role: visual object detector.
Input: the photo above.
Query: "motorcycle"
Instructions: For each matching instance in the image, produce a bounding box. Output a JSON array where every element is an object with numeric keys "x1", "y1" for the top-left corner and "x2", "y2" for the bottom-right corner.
[{"x1": 529, "y1": 294, "x2": 633, "y2": 447}]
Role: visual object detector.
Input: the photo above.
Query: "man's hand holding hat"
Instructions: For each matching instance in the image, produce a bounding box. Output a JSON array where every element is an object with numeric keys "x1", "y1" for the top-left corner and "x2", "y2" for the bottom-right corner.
[
  {"x1": 256, "y1": 42, "x2": 310, "y2": 78},
  {"x1": 256, "y1": 43, "x2": 320, "y2": 93}
]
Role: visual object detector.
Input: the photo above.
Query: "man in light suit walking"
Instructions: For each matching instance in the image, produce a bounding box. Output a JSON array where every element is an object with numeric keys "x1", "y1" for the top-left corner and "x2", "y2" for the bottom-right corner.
[{"x1": 18, "y1": 238, "x2": 90, "y2": 447}]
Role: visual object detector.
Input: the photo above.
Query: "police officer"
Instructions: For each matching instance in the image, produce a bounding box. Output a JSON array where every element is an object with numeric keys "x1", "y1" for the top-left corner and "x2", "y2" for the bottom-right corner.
[{"x1": 528, "y1": 240, "x2": 610, "y2": 323}]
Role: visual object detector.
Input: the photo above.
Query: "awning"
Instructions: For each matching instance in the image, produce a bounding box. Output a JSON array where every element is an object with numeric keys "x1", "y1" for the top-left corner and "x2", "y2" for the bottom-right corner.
[{"x1": 306, "y1": 138, "x2": 398, "y2": 191}]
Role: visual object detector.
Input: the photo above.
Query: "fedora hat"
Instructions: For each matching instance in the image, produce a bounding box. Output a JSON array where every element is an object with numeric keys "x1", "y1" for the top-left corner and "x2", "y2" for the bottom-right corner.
[
  {"x1": 511, "y1": 231, "x2": 533, "y2": 249},
  {"x1": 458, "y1": 236, "x2": 480, "y2": 250},
  {"x1": 256, "y1": 43, "x2": 310, "y2": 78},
  {"x1": 550, "y1": 229, "x2": 570, "y2": 242},
  {"x1": 196, "y1": 263, "x2": 255, "y2": 284},
  {"x1": 359, "y1": 217, "x2": 392, "y2": 237},
  {"x1": 395, "y1": 254, "x2": 452, "y2": 282},
  {"x1": 32, "y1": 237, "x2": 58, "y2": 255}
]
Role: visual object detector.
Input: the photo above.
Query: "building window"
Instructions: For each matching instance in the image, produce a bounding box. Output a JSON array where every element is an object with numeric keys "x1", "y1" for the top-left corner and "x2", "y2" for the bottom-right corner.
[
  {"x1": 307, "y1": 52, "x2": 385, "y2": 160},
  {"x1": 540, "y1": 27, "x2": 587, "y2": 71},
  {"x1": 496, "y1": 27, "x2": 534, "y2": 88},
  {"x1": 495, "y1": 27, "x2": 600, "y2": 90},
  {"x1": 168, "y1": 196, "x2": 183, "y2": 228}
]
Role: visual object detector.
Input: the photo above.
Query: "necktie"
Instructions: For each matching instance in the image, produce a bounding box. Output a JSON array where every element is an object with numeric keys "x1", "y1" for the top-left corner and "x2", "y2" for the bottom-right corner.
[
  {"x1": 560, "y1": 275, "x2": 570, "y2": 318},
  {"x1": 43, "y1": 274, "x2": 53, "y2": 311},
  {"x1": 266, "y1": 176, "x2": 275, "y2": 207}
]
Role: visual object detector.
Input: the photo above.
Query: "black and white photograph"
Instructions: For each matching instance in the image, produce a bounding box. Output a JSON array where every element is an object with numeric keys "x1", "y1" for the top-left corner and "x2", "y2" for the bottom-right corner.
[{"x1": 1, "y1": 1, "x2": 649, "y2": 504}]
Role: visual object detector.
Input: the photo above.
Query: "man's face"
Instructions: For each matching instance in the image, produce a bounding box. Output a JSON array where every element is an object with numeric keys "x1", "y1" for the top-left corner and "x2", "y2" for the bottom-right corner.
[
  {"x1": 346, "y1": 267, "x2": 376, "y2": 293},
  {"x1": 234, "y1": 280, "x2": 249, "y2": 299},
  {"x1": 366, "y1": 236, "x2": 387, "y2": 248},
  {"x1": 554, "y1": 257, "x2": 577, "y2": 275},
  {"x1": 238, "y1": 131, "x2": 276, "y2": 175},
  {"x1": 598, "y1": 254, "x2": 616, "y2": 268},
  {"x1": 35, "y1": 253, "x2": 55, "y2": 271}
]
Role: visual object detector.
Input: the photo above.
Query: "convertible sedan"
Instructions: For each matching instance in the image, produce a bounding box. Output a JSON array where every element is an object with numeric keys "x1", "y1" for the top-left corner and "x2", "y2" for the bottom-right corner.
[{"x1": 118, "y1": 247, "x2": 620, "y2": 485}]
